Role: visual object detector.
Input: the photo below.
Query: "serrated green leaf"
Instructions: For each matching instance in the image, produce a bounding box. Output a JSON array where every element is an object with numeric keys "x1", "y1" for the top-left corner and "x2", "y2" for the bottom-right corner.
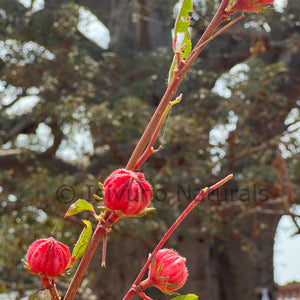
[
  {"x1": 71, "y1": 220, "x2": 92, "y2": 262},
  {"x1": 29, "y1": 290, "x2": 51, "y2": 300},
  {"x1": 64, "y1": 199, "x2": 96, "y2": 218},
  {"x1": 171, "y1": 294, "x2": 198, "y2": 300}
]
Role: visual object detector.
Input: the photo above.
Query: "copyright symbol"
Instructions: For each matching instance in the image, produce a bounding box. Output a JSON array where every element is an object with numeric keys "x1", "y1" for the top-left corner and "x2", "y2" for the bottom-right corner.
[{"x1": 56, "y1": 185, "x2": 76, "y2": 204}]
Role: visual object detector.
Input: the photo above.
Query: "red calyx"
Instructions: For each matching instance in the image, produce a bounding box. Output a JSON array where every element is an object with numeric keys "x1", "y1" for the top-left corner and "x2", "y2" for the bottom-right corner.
[
  {"x1": 26, "y1": 237, "x2": 71, "y2": 278},
  {"x1": 104, "y1": 168, "x2": 153, "y2": 216},
  {"x1": 147, "y1": 248, "x2": 188, "y2": 293},
  {"x1": 226, "y1": 0, "x2": 274, "y2": 14}
]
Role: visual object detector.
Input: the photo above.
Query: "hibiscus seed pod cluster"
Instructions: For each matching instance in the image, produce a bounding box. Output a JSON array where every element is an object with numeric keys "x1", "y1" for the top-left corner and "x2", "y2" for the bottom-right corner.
[
  {"x1": 26, "y1": 237, "x2": 71, "y2": 278},
  {"x1": 104, "y1": 168, "x2": 153, "y2": 216}
]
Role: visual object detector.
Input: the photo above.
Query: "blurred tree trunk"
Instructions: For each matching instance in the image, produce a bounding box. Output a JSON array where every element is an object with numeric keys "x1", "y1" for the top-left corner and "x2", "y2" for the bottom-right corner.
[{"x1": 0, "y1": 1, "x2": 299, "y2": 299}]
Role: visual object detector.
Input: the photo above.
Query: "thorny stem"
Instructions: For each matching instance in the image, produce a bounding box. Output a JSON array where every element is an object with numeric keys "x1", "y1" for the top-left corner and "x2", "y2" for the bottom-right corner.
[
  {"x1": 123, "y1": 174, "x2": 233, "y2": 300},
  {"x1": 64, "y1": 211, "x2": 120, "y2": 300},
  {"x1": 126, "y1": 0, "x2": 231, "y2": 171},
  {"x1": 40, "y1": 276, "x2": 60, "y2": 300}
]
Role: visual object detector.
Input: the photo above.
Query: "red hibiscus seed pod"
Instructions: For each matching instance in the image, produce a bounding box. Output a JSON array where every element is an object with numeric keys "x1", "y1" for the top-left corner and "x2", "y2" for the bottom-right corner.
[
  {"x1": 26, "y1": 237, "x2": 71, "y2": 278},
  {"x1": 148, "y1": 248, "x2": 188, "y2": 293},
  {"x1": 104, "y1": 168, "x2": 153, "y2": 216},
  {"x1": 226, "y1": 0, "x2": 274, "y2": 13}
]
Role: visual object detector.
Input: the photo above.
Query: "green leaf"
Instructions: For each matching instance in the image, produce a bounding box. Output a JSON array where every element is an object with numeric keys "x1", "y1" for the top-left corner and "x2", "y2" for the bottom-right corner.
[
  {"x1": 174, "y1": 0, "x2": 193, "y2": 36},
  {"x1": 168, "y1": 55, "x2": 177, "y2": 85},
  {"x1": 64, "y1": 199, "x2": 96, "y2": 218},
  {"x1": 71, "y1": 220, "x2": 92, "y2": 262},
  {"x1": 180, "y1": 30, "x2": 191, "y2": 61},
  {"x1": 168, "y1": 0, "x2": 193, "y2": 83},
  {"x1": 171, "y1": 294, "x2": 199, "y2": 300},
  {"x1": 29, "y1": 290, "x2": 51, "y2": 300}
]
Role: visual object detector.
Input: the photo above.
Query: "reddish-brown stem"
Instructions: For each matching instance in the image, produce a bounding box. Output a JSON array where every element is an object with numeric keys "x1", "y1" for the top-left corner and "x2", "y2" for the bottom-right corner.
[
  {"x1": 126, "y1": 76, "x2": 180, "y2": 171},
  {"x1": 40, "y1": 276, "x2": 60, "y2": 300},
  {"x1": 126, "y1": 0, "x2": 229, "y2": 170},
  {"x1": 178, "y1": 0, "x2": 231, "y2": 77},
  {"x1": 123, "y1": 174, "x2": 233, "y2": 300},
  {"x1": 139, "y1": 292, "x2": 153, "y2": 300},
  {"x1": 64, "y1": 1, "x2": 239, "y2": 299},
  {"x1": 123, "y1": 277, "x2": 154, "y2": 299},
  {"x1": 133, "y1": 95, "x2": 182, "y2": 171},
  {"x1": 134, "y1": 146, "x2": 161, "y2": 172},
  {"x1": 64, "y1": 211, "x2": 120, "y2": 300},
  {"x1": 133, "y1": 125, "x2": 162, "y2": 171},
  {"x1": 194, "y1": 14, "x2": 244, "y2": 54},
  {"x1": 126, "y1": 0, "x2": 231, "y2": 171}
]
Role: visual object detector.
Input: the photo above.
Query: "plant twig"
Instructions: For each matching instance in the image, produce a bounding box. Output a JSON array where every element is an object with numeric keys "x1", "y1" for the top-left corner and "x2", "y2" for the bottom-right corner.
[
  {"x1": 65, "y1": 1, "x2": 243, "y2": 298},
  {"x1": 64, "y1": 211, "x2": 120, "y2": 300},
  {"x1": 122, "y1": 174, "x2": 233, "y2": 300},
  {"x1": 126, "y1": 0, "x2": 232, "y2": 171},
  {"x1": 178, "y1": 13, "x2": 244, "y2": 78},
  {"x1": 134, "y1": 94, "x2": 182, "y2": 171},
  {"x1": 40, "y1": 276, "x2": 60, "y2": 300}
]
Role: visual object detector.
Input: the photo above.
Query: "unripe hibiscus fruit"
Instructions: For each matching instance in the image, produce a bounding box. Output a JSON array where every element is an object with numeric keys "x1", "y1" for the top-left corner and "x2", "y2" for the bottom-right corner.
[
  {"x1": 148, "y1": 248, "x2": 188, "y2": 293},
  {"x1": 104, "y1": 168, "x2": 153, "y2": 216},
  {"x1": 26, "y1": 237, "x2": 70, "y2": 278}
]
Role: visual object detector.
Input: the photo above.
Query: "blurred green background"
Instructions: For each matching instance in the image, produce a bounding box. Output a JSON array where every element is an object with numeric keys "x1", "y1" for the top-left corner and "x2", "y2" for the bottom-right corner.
[{"x1": 0, "y1": 0, "x2": 299, "y2": 299}]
